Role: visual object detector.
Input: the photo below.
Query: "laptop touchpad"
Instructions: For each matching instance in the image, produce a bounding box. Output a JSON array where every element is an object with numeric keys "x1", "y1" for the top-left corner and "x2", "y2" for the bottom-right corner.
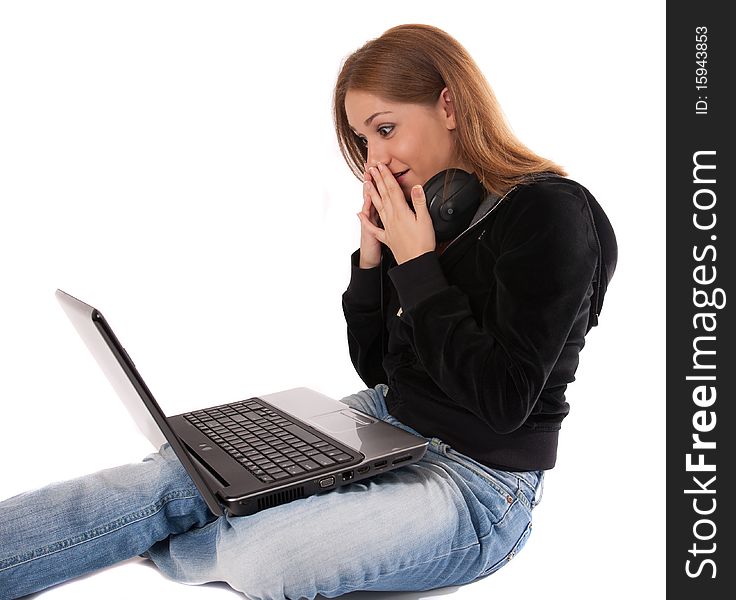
[{"x1": 310, "y1": 410, "x2": 375, "y2": 433}]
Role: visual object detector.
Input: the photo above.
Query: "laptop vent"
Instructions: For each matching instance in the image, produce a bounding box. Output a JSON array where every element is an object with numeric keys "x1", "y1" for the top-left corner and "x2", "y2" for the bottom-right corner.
[{"x1": 257, "y1": 486, "x2": 305, "y2": 511}]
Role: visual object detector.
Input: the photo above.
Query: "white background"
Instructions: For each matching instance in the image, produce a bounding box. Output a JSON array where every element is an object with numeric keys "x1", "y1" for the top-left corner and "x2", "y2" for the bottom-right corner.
[{"x1": 0, "y1": 1, "x2": 665, "y2": 598}]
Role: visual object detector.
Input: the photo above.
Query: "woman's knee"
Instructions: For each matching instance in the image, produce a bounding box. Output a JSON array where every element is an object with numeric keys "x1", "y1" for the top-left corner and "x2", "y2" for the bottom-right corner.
[{"x1": 105, "y1": 443, "x2": 214, "y2": 530}]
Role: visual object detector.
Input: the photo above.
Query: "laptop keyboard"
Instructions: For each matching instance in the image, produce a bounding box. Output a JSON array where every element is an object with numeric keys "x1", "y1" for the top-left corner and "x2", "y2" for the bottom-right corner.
[{"x1": 184, "y1": 399, "x2": 359, "y2": 484}]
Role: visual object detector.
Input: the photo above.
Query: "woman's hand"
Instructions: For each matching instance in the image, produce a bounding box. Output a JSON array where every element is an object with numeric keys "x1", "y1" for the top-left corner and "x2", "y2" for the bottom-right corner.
[
  {"x1": 357, "y1": 167, "x2": 383, "y2": 269},
  {"x1": 358, "y1": 162, "x2": 436, "y2": 265}
]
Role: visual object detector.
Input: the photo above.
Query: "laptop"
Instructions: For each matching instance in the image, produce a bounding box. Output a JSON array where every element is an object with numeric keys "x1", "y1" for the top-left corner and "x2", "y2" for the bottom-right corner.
[{"x1": 55, "y1": 289, "x2": 428, "y2": 518}]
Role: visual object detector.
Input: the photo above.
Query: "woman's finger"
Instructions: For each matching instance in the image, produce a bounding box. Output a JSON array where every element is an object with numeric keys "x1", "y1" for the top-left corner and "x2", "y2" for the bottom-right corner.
[
  {"x1": 364, "y1": 179, "x2": 385, "y2": 214},
  {"x1": 368, "y1": 203, "x2": 381, "y2": 227},
  {"x1": 368, "y1": 166, "x2": 393, "y2": 215},
  {"x1": 362, "y1": 174, "x2": 376, "y2": 213},
  {"x1": 375, "y1": 163, "x2": 405, "y2": 204},
  {"x1": 361, "y1": 188, "x2": 372, "y2": 214},
  {"x1": 358, "y1": 211, "x2": 387, "y2": 243}
]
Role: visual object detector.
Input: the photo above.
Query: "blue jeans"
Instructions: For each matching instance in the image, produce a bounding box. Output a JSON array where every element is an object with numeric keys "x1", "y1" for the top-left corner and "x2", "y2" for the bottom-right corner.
[{"x1": 0, "y1": 384, "x2": 544, "y2": 599}]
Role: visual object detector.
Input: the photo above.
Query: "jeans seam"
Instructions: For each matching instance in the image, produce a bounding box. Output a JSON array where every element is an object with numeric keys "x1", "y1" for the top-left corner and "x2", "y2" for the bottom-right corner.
[
  {"x1": 478, "y1": 519, "x2": 533, "y2": 576},
  {"x1": 320, "y1": 540, "x2": 484, "y2": 595},
  {"x1": 0, "y1": 488, "x2": 199, "y2": 572}
]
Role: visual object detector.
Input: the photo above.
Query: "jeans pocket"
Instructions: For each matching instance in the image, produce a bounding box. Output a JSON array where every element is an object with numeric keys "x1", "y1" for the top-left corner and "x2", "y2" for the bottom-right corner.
[{"x1": 513, "y1": 470, "x2": 544, "y2": 508}]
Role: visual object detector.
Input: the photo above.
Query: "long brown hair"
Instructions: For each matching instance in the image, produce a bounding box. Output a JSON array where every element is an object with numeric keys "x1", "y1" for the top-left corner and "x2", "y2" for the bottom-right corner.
[{"x1": 333, "y1": 24, "x2": 567, "y2": 196}]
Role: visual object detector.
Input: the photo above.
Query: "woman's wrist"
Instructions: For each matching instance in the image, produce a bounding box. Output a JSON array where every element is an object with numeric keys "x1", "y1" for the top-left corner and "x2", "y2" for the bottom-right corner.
[
  {"x1": 359, "y1": 257, "x2": 381, "y2": 269},
  {"x1": 358, "y1": 246, "x2": 381, "y2": 269}
]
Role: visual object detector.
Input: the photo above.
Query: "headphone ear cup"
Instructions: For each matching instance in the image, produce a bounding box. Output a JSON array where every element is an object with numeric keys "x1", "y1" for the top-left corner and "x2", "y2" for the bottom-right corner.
[
  {"x1": 423, "y1": 169, "x2": 485, "y2": 242},
  {"x1": 424, "y1": 171, "x2": 447, "y2": 224}
]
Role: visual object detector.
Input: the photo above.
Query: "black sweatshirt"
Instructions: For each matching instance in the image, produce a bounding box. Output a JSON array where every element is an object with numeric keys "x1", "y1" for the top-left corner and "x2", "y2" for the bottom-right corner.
[{"x1": 341, "y1": 176, "x2": 618, "y2": 471}]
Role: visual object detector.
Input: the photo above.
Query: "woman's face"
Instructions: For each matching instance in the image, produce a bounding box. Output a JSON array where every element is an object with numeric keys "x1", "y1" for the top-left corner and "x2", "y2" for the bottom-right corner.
[{"x1": 344, "y1": 88, "x2": 472, "y2": 198}]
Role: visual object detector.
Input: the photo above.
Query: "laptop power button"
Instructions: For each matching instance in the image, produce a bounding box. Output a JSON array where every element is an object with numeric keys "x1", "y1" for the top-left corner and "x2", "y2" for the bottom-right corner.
[{"x1": 319, "y1": 476, "x2": 335, "y2": 488}]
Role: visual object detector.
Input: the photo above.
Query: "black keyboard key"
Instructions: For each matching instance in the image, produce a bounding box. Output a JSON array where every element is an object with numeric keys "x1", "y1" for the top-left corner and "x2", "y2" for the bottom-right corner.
[
  {"x1": 283, "y1": 424, "x2": 322, "y2": 445},
  {"x1": 311, "y1": 454, "x2": 335, "y2": 467},
  {"x1": 234, "y1": 411, "x2": 260, "y2": 421}
]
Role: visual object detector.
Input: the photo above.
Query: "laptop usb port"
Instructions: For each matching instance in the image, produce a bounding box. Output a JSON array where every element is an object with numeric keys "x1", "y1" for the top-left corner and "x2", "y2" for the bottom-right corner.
[{"x1": 373, "y1": 460, "x2": 388, "y2": 469}]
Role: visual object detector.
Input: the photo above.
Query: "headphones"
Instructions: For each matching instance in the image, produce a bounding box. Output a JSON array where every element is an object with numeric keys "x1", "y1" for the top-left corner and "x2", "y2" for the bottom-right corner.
[{"x1": 423, "y1": 169, "x2": 485, "y2": 242}]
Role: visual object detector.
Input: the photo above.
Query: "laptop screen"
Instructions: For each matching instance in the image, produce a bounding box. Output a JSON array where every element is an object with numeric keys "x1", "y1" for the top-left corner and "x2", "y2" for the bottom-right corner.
[{"x1": 55, "y1": 289, "x2": 224, "y2": 516}]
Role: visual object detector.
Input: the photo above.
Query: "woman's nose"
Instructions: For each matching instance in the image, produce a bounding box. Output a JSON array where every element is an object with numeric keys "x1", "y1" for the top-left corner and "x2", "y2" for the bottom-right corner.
[
  {"x1": 366, "y1": 154, "x2": 391, "y2": 171},
  {"x1": 366, "y1": 144, "x2": 390, "y2": 171}
]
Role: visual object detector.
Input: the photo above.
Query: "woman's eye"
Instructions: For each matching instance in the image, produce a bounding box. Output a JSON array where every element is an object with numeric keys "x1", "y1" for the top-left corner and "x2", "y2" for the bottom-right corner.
[{"x1": 354, "y1": 125, "x2": 393, "y2": 147}]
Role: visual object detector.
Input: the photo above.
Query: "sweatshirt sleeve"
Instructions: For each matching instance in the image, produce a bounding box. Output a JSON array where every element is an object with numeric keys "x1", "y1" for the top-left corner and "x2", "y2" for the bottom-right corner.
[
  {"x1": 387, "y1": 183, "x2": 599, "y2": 434},
  {"x1": 341, "y1": 249, "x2": 388, "y2": 387}
]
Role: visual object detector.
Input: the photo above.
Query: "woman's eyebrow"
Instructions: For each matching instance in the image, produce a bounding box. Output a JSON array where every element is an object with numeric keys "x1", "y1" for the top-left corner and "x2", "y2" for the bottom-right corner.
[
  {"x1": 350, "y1": 111, "x2": 394, "y2": 132},
  {"x1": 364, "y1": 111, "x2": 392, "y2": 126}
]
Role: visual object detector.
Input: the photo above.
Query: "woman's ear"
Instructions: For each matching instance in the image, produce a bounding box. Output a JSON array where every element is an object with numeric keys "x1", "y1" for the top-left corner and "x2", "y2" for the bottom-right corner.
[{"x1": 437, "y1": 87, "x2": 458, "y2": 130}]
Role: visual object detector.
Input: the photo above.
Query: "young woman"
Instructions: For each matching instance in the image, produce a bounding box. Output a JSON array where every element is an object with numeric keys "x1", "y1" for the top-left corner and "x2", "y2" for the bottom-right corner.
[{"x1": 0, "y1": 24, "x2": 617, "y2": 599}]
